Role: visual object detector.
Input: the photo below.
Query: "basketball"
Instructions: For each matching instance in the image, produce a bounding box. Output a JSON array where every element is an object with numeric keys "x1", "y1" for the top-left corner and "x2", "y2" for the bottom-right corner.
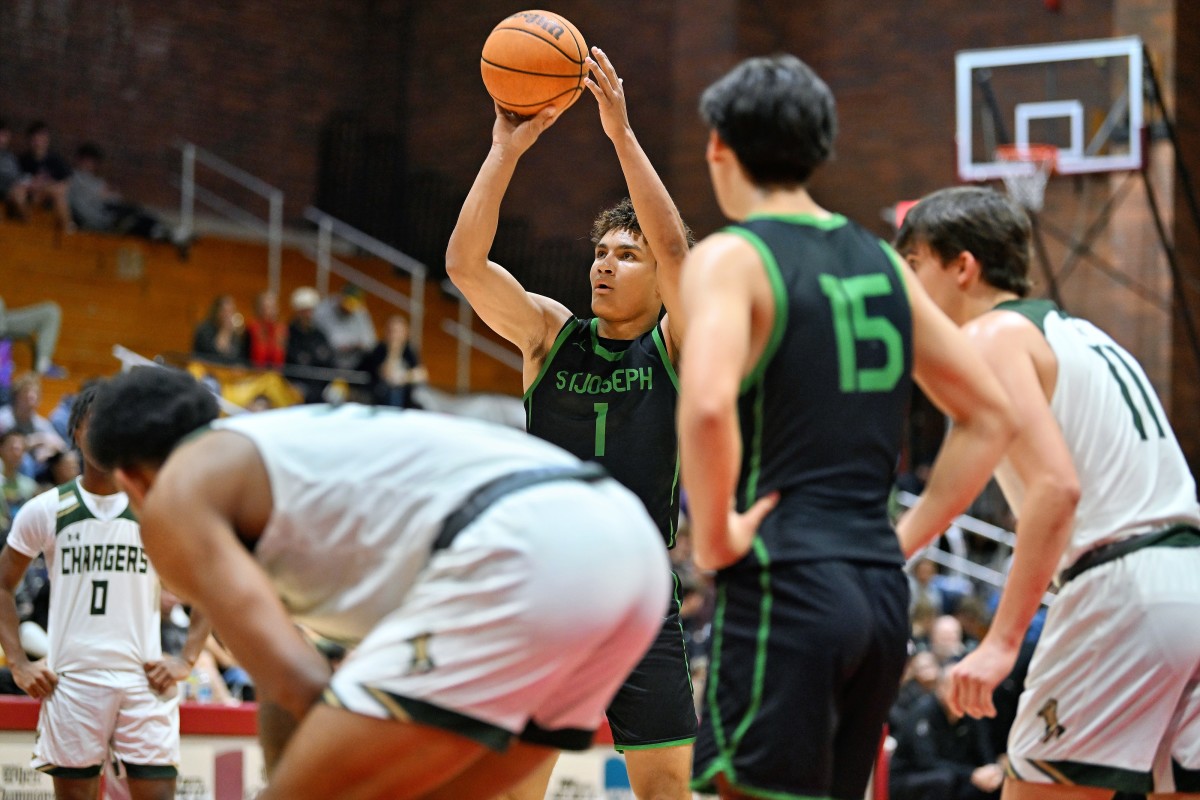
[{"x1": 481, "y1": 10, "x2": 588, "y2": 117}]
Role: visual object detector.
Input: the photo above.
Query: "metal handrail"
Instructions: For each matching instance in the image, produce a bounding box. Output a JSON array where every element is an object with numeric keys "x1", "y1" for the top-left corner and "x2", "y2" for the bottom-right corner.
[
  {"x1": 893, "y1": 490, "x2": 1054, "y2": 606},
  {"x1": 177, "y1": 141, "x2": 284, "y2": 296},
  {"x1": 440, "y1": 280, "x2": 521, "y2": 392},
  {"x1": 303, "y1": 207, "x2": 426, "y2": 353}
]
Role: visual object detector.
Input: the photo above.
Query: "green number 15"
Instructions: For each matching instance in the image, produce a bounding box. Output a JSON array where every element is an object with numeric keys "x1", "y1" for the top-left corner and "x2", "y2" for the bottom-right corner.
[{"x1": 819, "y1": 273, "x2": 903, "y2": 393}]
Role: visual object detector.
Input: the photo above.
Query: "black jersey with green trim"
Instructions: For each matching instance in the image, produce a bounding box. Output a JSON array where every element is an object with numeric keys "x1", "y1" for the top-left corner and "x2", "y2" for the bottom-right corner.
[
  {"x1": 730, "y1": 214, "x2": 913, "y2": 565},
  {"x1": 524, "y1": 316, "x2": 680, "y2": 546}
]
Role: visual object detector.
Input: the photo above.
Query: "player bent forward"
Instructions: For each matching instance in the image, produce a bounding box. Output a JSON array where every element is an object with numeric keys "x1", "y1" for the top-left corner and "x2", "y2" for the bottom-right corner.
[{"x1": 86, "y1": 367, "x2": 671, "y2": 800}]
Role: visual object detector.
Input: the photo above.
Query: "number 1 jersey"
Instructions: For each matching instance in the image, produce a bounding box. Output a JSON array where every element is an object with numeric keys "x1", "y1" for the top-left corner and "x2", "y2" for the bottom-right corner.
[
  {"x1": 523, "y1": 317, "x2": 680, "y2": 546},
  {"x1": 6, "y1": 480, "x2": 161, "y2": 673}
]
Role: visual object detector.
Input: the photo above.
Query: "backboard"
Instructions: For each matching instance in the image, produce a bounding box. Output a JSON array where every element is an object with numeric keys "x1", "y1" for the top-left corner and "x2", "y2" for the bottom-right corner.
[{"x1": 956, "y1": 36, "x2": 1143, "y2": 181}]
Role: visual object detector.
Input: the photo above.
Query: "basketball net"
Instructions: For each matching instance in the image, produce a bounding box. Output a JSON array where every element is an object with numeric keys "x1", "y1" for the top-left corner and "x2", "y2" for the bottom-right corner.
[{"x1": 995, "y1": 144, "x2": 1058, "y2": 213}]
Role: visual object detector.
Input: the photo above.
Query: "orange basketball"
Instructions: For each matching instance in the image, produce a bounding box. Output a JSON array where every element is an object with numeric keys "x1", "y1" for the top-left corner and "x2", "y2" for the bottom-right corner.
[{"x1": 481, "y1": 10, "x2": 588, "y2": 117}]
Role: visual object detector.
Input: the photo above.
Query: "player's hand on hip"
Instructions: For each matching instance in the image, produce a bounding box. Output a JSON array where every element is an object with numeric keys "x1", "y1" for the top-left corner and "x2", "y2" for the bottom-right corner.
[
  {"x1": 585, "y1": 47, "x2": 630, "y2": 141},
  {"x1": 12, "y1": 659, "x2": 57, "y2": 699},
  {"x1": 721, "y1": 492, "x2": 781, "y2": 567},
  {"x1": 492, "y1": 103, "x2": 559, "y2": 156},
  {"x1": 946, "y1": 638, "x2": 1019, "y2": 719},
  {"x1": 144, "y1": 656, "x2": 193, "y2": 695}
]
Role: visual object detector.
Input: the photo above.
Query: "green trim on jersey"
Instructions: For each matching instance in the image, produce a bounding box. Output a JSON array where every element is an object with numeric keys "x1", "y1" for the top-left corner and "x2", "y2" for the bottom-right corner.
[
  {"x1": 654, "y1": 323, "x2": 683, "y2": 545},
  {"x1": 588, "y1": 318, "x2": 629, "y2": 362},
  {"x1": 1033, "y1": 760, "x2": 1152, "y2": 794},
  {"x1": 651, "y1": 324, "x2": 680, "y2": 391},
  {"x1": 993, "y1": 297, "x2": 1061, "y2": 333},
  {"x1": 619, "y1": 737, "x2": 697, "y2": 752},
  {"x1": 879, "y1": 242, "x2": 911, "y2": 301},
  {"x1": 722, "y1": 226, "x2": 789, "y2": 393},
  {"x1": 744, "y1": 211, "x2": 849, "y2": 231},
  {"x1": 522, "y1": 318, "x2": 578, "y2": 421},
  {"x1": 56, "y1": 480, "x2": 91, "y2": 533},
  {"x1": 697, "y1": 539, "x2": 774, "y2": 790}
]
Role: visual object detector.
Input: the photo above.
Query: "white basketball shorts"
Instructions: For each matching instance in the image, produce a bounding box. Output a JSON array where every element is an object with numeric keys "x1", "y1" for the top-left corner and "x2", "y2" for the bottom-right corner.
[
  {"x1": 326, "y1": 477, "x2": 671, "y2": 752},
  {"x1": 1008, "y1": 546, "x2": 1200, "y2": 794}
]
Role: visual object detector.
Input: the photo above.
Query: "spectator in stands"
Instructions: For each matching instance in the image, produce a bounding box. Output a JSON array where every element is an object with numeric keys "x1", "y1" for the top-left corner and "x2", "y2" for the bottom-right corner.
[
  {"x1": 891, "y1": 650, "x2": 942, "y2": 729},
  {"x1": 0, "y1": 372, "x2": 67, "y2": 467},
  {"x1": 0, "y1": 430, "x2": 38, "y2": 527},
  {"x1": 18, "y1": 121, "x2": 72, "y2": 233},
  {"x1": 313, "y1": 284, "x2": 377, "y2": 371},
  {"x1": 910, "y1": 597, "x2": 938, "y2": 653},
  {"x1": 35, "y1": 447, "x2": 79, "y2": 491},
  {"x1": 68, "y1": 142, "x2": 191, "y2": 257},
  {"x1": 285, "y1": 287, "x2": 335, "y2": 403},
  {"x1": 909, "y1": 557, "x2": 946, "y2": 615},
  {"x1": 192, "y1": 294, "x2": 246, "y2": 365},
  {"x1": 0, "y1": 119, "x2": 30, "y2": 219},
  {"x1": 359, "y1": 314, "x2": 426, "y2": 408},
  {"x1": 0, "y1": 296, "x2": 64, "y2": 379},
  {"x1": 245, "y1": 291, "x2": 287, "y2": 370},
  {"x1": 929, "y1": 614, "x2": 968, "y2": 666},
  {"x1": 890, "y1": 667, "x2": 1004, "y2": 800}
]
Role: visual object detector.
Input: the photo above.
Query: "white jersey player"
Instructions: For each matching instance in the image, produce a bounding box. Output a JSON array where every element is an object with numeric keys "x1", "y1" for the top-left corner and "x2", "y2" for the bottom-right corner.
[
  {"x1": 897, "y1": 186, "x2": 1200, "y2": 799},
  {"x1": 0, "y1": 381, "x2": 209, "y2": 800},
  {"x1": 86, "y1": 367, "x2": 671, "y2": 800}
]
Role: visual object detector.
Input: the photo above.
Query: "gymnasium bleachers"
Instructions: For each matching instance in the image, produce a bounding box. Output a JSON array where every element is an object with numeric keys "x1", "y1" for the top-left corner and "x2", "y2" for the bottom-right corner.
[{"x1": 0, "y1": 214, "x2": 522, "y2": 415}]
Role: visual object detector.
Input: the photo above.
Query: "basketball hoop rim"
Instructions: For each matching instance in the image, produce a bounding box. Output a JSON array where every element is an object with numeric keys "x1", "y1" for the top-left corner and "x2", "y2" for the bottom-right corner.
[{"x1": 994, "y1": 143, "x2": 1059, "y2": 175}]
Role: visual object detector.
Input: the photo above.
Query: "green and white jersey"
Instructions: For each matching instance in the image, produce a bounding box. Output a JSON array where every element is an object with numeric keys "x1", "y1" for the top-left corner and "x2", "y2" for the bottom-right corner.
[
  {"x1": 212, "y1": 403, "x2": 583, "y2": 647},
  {"x1": 995, "y1": 299, "x2": 1200, "y2": 570},
  {"x1": 6, "y1": 480, "x2": 160, "y2": 673}
]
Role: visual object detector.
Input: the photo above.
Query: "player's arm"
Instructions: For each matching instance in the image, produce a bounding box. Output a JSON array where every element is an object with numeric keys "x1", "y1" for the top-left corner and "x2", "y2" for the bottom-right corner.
[
  {"x1": 136, "y1": 438, "x2": 331, "y2": 726},
  {"x1": 586, "y1": 48, "x2": 691, "y2": 353},
  {"x1": 895, "y1": 264, "x2": 1016, "y2": 555},
  {"x1": 946, "y1": 313, "x2": 1079, "y2": 719},
  {"x1": 144, "y1": 604, "x2": 214, "y2": 694},
  {"x1": 0, "y1": 544, "x2": 56, "y2": 698},
  {"x1": 678, "y1": 235, "x2": 779, "y2": 571},
  {"x1": 444, "y1": 104, "x2": 571, "y2": 359}
]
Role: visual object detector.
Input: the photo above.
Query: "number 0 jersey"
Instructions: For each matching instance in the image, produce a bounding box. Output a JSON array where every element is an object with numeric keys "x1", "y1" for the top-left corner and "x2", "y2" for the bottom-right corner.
[
  {"x1": 6, "y1": 480, "x2": 161, "y2": 674},
  {"x1": 726, "y1": 214, "x2": 913, "y2": 565},
  {"x1": 523, "y1": 317, "x2": 680, "y2": 545},
  {"x1": 993, "y1": 299, "x2": 1200, "y2": 569}
]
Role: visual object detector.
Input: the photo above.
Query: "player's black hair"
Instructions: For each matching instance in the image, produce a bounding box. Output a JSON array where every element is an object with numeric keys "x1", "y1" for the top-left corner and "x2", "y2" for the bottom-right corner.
[
  {"x1": 699, "y1": 54, "x2": 836, "y2": 188},
  {"x1": 590, "y1": 197, "x2": 695, "y2": 249},
  {"x1": 67, "y1": 379, "x2": 105, "y2": 445},
  {"x1": 893, "y1": 186, "x2": 1032, "y2": 298},
  {"x1": 88, "y1": 367, "x2": 220, "y2": 470}
]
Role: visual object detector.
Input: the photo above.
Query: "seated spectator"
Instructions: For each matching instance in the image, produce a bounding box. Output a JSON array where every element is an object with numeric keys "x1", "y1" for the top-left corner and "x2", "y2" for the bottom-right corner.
[
  {"x1": 68, "y1": 142, "x2": 190, "y2": 256},
  {"x1": 192, "y1": 294, "x2": 245, "y2": 365},
  {"x1": 909, "y1": 557, "x2": 946, "y2": 615},
  {"x1": 929, "y1": 614, "x2": 968, "y2": 666},
  {"x1": 245, "y1": 290, "x2": 287, "y2": 369},
  {"x1": 0, "y1": 119, "x2": 30, "y2": 219},
  {"x1": 359, "y1": 314, "x2": 426, "y2": 408},
  {"x1": 18, "y1": 121, "x2": 72, "y2": 233},
  {"x1": 313, "y1": 284, "x2": 377, "y2": 371},
  {"x1": 890, "y1": 650, "x2": 941, "y2": 729},
  {"x1": 890, "y1": 667, "x2": 1004, "y2": 800},
  {"x1": 35, "y1": 447, "x2": 79, "y2": 491},
  {"x1": 0, "y1": 296, "x2": 65, "y2": 379},
  {"x1": 285, "y1": 287, "x2": 335, "y2": 403},
  {"x1": 0, "y1": 430, "x2": 38, "y2": 526},
  {"x1": 0, "y1": 372, "x2": 67, "y2": 469}
]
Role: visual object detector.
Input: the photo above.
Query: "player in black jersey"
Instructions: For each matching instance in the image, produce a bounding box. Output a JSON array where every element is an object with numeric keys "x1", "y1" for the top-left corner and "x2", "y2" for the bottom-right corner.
[
  {"x1": 678, "y1": 55, "x2": 1017, "y2": 800},
  {"x1": 446, "y1": 48, "x2": 695, "y2": 800}
]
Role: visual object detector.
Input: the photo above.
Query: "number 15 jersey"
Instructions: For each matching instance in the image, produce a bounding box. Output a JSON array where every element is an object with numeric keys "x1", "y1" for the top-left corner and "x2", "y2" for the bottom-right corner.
[
  {"x1": 6, "y1": 480, "x2": 161, "y2": 674},
  {"x1": 524, "y1": 317, "x2": 680, "y2": 547}
]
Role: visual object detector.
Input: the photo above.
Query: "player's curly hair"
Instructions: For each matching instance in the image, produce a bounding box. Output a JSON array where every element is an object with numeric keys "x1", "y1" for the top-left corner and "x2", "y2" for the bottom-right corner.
[
  {"x1": 67, "y1": 379, "x2": 105, "y2": 445},
  {"x1": 590, "y1": 197, "x2": 695, "y2": 248},
  {"x1": 88, "y1": 367, "x2": 220, "y2": 470}
]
